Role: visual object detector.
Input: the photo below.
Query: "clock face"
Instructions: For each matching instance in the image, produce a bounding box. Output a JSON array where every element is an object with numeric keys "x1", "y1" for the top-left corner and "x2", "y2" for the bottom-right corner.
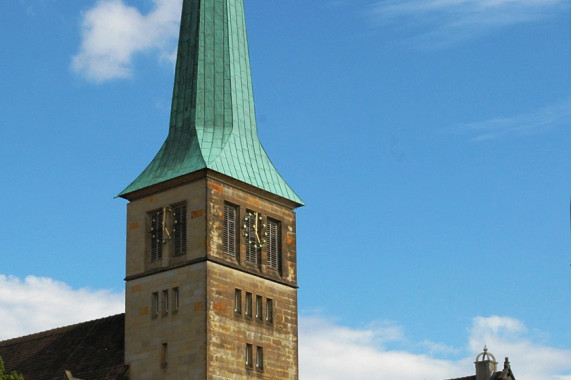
[
  {"x1": 243, "y1": 211, "x2": 266, "y2": 248},
  {"x1": 151, "y1": 206, "x2": 176, "y2": 245}
]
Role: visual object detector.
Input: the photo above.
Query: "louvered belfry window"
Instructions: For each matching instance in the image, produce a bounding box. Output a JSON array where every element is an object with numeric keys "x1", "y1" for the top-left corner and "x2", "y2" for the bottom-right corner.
[
  {"x1": 267, "y1": 219, "x2": 281, "y2": 272},
  {"x1": 245, "y1": 211, "x2": 260, "y2": 264},
  {"x1": 224, "y1": 203, "x2": 237, "y2": 256},
  {"x1": 150, "y1": 210, "x2": 164, "y2": 263},
  {"x1": 173, "y1": 204, "x2": 187, "y2": 256}
]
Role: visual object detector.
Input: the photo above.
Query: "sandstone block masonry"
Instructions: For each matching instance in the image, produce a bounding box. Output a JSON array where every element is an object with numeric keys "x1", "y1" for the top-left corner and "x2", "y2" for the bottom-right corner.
[{"x1": 123, "y1": 171, "x2": 299, "y2": 379}]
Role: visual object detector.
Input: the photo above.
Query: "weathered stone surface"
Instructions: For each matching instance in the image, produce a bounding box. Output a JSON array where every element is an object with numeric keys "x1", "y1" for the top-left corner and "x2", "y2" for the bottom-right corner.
[
  {"x1": 206, "y1": 174, "x2": 298, "y2": 287},
  {"x1": 124, "y1": 171, "x2": 299, "y2": 379},
  {"x1": 207, "y1": 262, "x2": 298, "y2": 379},
  {"x1": 125, "y1": 263, "x2": 208, "y2": 379}
]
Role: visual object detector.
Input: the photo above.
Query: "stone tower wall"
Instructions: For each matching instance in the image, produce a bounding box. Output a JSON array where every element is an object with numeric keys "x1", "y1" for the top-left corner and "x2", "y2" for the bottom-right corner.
[
  {"x1": 206, "y1": 262, "x2": 298, "y2": 379},
  {"x1": 123, "y1": 173, "x2": 299, "y2": 379},
  {"x1": 125, "y1": 264, "x2": 208, "y2": 379},
  {"x1": 125, "y1": 179, "x2": 209, "y2": 379},
  {"x1": 205, "y1": 175, "x2": 299, "y2": 379}
]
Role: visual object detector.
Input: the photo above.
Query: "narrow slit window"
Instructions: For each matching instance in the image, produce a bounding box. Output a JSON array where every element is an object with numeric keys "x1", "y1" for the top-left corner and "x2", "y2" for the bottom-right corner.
[
  {"x1": 162, "y1": 290, "x2": 169, "y2": 315},
  {"x1": 267, "y1": 219, "x2": 281, "y2": 272},
  {"x1": 256, "y1": 346, "x2": 264, "y2": 371},
  {"x1": 245, "y1": 343, "x2": 253, "y2": 369},
  {"x1": 234, "y1": 289, "x2": 242, "y2": 314},
  {"x1": 256, "y1": 295, "x2": 263, "y2": 321},
  {"x1": 266, "y1": 298, "x2": 273, "y2": 324},
  {"x1": 245, "y1": 292, "x2": 252, "y2": 318},
  {"x1": 224, "y1": 203, "x2": 237, "y2": 257},
  {"x1": 173, "y1": 204, "x2": 187, "y2": 257},
  {"x1": 173, "y1": 287, "x2": 179, "y2": 312},
  {"x1": 151, "y1": 292, "x2": 159, "y2": 319},
  {"x1": 161, "y1": 343, "x2": 168, "y2": 368}
]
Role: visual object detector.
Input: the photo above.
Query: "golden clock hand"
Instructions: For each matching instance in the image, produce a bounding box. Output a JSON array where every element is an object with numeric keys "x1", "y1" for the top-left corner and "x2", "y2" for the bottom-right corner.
[
  {"x1": 162, "y1": 207, "x2": 172, "y2": 241},
  {"x1": 254, "y1": 212, "x2": 261, "y2": 242}
]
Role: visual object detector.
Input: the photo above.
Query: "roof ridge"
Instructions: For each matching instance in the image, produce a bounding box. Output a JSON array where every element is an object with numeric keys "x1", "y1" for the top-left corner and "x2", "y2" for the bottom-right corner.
[{"x1": 0, "y1": 313, "x2": 125, "y2": 346}]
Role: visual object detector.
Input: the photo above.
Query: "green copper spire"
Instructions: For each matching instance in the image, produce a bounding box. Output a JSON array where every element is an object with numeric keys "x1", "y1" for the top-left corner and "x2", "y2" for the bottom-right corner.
[{"x1": 118, "y1": 0, "x2": 302, "y2": 205}]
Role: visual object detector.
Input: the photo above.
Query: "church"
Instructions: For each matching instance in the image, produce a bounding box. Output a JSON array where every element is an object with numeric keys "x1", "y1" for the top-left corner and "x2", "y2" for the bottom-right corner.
[
  {"x1": 1, "y1": 0, "x2": 301, "y2": 378},
  {"x1": 0, "y1": 1, "x2": 517, "y2": 379}
]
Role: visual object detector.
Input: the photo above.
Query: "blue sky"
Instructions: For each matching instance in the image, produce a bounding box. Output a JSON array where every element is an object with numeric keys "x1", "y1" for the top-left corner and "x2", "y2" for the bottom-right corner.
[{"x1": 1, "y1": 0, "x2": 570, "y2": 379}]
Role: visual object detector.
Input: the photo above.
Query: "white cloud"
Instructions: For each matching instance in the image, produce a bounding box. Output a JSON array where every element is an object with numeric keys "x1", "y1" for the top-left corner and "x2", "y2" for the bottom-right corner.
[
  {"x1": 0, "y1": 275, "x2": 123, "y2": 340},
  {"x1": 453, "y1": 98, "x2": 571, "y2": 141},
  {"x1": 71, "y1": 0, "x2": 182, "y2": 82},
  {"x1": 300, "y1": 314, "x2": 571, "y2": 380},
  {"x1": 2, "y1": 275, "x2": 570, "y2": 380},
  {"x1": 371, "y1": 0, "x2": 565, "y2": 48},
  {"x1": 299, "y1": 316, "x2": 462, "y2": 380},
  {"x1": 467, "y1": 316, "x2": 571, "y2": 380}
]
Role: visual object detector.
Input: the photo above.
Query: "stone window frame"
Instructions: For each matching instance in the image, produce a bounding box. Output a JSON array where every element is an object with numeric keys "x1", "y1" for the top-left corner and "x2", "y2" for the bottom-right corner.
[
  {"x1": 256, "y1": 346, "x2": 264, "y2": 372},
  {"x1": 173, "y1": 287, "x2": 179, "y2": 313},
  {"x1": 234, "y1": 289, "x2": 242, "y2": 315},
  {"x1": 151, "y1": 292, "x2": 159, "y2": 319},
  {"x1": 161, "y1": 342, "x2": 168, "y2": 369},
  {"x1": 162, "y1": 289, "x2": 169, "y2": 316},
  {"x1": 265, "y1": 298, "x2": 273, "y2": 324},
  {"x1": 255, "y1": 295, "x2": 263, "y2": 322},
  {"x1": 245, "y1": 292, "x2": 253, "y2": 318},
  {"x1": 255, "y1": 294, "x2": 264, "y2": 322},
  {"x1": 245, "y1": 343, "x2": 253, "y2": 369}
]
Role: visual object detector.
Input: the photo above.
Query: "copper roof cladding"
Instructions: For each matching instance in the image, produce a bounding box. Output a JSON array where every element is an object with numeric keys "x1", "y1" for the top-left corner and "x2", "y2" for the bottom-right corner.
[{"x1": 118, "y1": 0, "x2": 303, "y2": 206}]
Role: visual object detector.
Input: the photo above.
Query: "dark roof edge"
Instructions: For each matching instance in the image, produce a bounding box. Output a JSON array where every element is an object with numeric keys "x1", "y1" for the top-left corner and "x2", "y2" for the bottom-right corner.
[
  {"x1": 0, "y1": 313, "x2": 125, "y2": 346},
  {"x1": 118, "y1": 169, "x2": 304, "y2": 209}
]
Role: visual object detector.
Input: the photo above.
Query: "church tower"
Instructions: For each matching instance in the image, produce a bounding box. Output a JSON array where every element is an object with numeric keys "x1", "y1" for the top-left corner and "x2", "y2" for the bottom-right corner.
[{"x1": 118, "y1": 0, "x2": 303, "y2": 378}]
